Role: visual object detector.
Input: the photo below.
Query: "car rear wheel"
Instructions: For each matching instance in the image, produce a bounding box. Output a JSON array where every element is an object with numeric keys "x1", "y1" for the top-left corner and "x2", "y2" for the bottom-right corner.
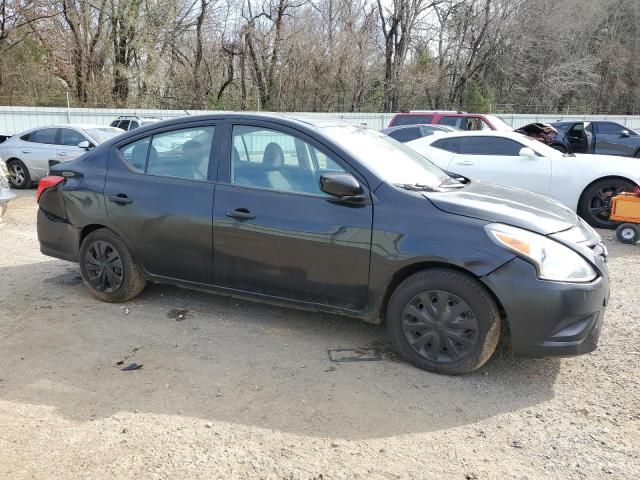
[
  {"x1": 79, "y1": 229, "x2": 146, "y2": 302},
  {"x1": 386, "y1": 268, "x2": 501, "y2": 375},
  {"x1": 6, "y1": 159, "x2": 31, "y2": 189},
  {"x1": 579, "y1": 178, "x2": 636, "y2": 229}
]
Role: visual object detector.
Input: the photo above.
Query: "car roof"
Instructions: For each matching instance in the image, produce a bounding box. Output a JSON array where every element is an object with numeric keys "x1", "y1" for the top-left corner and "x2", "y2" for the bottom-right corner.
[
  {"x1": 424, "y1": 130, "x2": 521, "y2": 138},
  {"x1": 119, "y1": 112, "x2": 358, "y2": 132},
  {"x1": 382, "y1": 124, "x2": 449, "y2": 133}
]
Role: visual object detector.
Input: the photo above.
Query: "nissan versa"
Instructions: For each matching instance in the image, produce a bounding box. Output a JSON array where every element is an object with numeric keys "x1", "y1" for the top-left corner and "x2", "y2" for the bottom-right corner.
[{"x1": 36, "y1": 114, "x2": 609, "y2": 374}]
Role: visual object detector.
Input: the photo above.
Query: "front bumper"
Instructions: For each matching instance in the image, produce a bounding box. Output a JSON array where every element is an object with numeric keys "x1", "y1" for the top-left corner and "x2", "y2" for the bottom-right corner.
[{"x1": 482, "y1": 257, "x2": 609, "y2": 357}]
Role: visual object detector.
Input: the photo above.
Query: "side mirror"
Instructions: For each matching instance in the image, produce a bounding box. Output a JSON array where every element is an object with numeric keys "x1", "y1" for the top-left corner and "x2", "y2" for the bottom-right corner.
[
  {"x1": 78, "y1": 140, "x2": 92, "y2": 150},
  {"x1": 320, "y1": 173, "x2": 362, "y2": 198},
  {"x1": 519, "y1": 147, "x2": 537, "y2": 159},
  {"x1": 620, "y1": 130, "x2": 630, "y2": 138}
]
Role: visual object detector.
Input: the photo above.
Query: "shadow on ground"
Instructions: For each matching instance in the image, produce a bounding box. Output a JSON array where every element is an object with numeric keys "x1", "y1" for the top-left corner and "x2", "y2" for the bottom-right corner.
[{"x1": 0, "y1": 259, "x2": 560, "y2": 440}]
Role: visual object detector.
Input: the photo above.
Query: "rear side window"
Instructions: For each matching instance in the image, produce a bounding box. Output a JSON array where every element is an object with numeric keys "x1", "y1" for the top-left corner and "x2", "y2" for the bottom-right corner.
[
  {"x1": 118, "y1": 120, "x2": 131, "y2": 131},
  {"x1": 431, "y1": 138, "x2": 459, "y2": 153},
  {"x1": 130, "y1": 121, "x2": 140, "y2": 130},
  {"x1": 457, "y1": 136, "x2": 523, "y2": 155},
  {"x1": 147, "y1": 127, "x2": 215, "y2": 180},
  {"x1": 389, "y1": 127, "x2": 421, "y2": 143},
  {"x1": 391, "y1": 114, "x2": 433, "y2": 126},
  {"x1": 30, "y1": 128, "x2": 59, "y2": 144}
]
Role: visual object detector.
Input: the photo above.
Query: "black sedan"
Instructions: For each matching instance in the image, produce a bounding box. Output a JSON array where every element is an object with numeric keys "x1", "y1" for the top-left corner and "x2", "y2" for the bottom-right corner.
[
  {"x1": 36, "y1": 113, "x2": 609, "y2": 374},
  {"x1": 550, "y1": 121, "x2": 640, "y2": 156}
]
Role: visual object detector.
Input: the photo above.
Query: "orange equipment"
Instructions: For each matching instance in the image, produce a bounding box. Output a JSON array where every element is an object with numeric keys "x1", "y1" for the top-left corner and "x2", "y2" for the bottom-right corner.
[{"x1": 610, "y1": 190, "x2": 640, "y2": 244}]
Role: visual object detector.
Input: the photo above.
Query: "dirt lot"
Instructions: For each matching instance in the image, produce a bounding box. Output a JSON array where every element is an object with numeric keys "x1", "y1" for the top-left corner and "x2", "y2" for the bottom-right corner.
[{"x1": 0, "y1": 191, "x2": 639, "y2": 479}]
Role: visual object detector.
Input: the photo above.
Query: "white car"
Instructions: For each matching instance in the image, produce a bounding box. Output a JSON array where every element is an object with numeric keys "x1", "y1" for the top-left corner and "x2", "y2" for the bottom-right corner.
[
  {"x1": 408, "y1": 131, "x2": 640, "y2": 228},
  {"x1": 0, "y1": 160, "x2": 16, "y2": 220},
  {"x1": 0, "y1": 124, "x2": 124, "y2": 189}
]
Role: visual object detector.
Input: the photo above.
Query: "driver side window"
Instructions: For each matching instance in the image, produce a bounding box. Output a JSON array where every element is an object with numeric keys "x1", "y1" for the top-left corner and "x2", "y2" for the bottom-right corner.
[{"x1": 231, "y1": 126, "x2": 345, "y2": 195}]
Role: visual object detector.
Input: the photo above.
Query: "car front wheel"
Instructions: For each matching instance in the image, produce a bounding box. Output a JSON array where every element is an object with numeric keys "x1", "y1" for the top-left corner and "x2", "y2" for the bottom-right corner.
[
  {"x1": 579, "y1": 178, "x2": 636, "y2": 229},
  {"x1": 7, "y1": 159, "x2": 31, "y2": 189},
  {"x1": 386, "y1": 268, "x2": 501, "y2": 375},
  {"x1": 79, "y1": 228, "x2": 147, "y2": 302}
]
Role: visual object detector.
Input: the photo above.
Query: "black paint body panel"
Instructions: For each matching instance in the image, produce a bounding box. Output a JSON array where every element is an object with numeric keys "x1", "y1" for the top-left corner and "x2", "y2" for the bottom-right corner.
[{"x1": 38, "y1": 113, "x2": 609, "y2": 359}]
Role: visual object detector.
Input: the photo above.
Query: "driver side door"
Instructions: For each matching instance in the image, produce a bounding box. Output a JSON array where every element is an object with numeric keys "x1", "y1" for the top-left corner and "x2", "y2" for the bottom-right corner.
[
  {"x1": 56, "y1": 128, "x2": 90, "y2": 162},
  {"x1": 212, "y1": 121, "x2": 373, "y2": 310}
]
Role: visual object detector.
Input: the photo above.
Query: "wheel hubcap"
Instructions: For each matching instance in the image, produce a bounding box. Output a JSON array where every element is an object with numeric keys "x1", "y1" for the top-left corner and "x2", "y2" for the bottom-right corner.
[
  {"x1": 9, "y1": 164, "x2": 25, "y2": 184},
  {"x1": 84, "y1": 240, "x2": 124, "y2": 293},
  {"x1": 401, "y1": 290, "x2": 479, "y2": 363}
]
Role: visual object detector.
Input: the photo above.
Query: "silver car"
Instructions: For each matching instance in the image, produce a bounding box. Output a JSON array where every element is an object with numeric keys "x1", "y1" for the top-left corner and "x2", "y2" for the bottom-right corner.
[{"x1": 0, "y1": 124, "x2": 124, "y2": 188}]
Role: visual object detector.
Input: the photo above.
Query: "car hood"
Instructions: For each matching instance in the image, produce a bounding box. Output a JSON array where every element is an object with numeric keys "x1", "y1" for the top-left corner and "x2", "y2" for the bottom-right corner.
[{"x1": 424, "y1": 181, "x2": 579, "y2": 235}]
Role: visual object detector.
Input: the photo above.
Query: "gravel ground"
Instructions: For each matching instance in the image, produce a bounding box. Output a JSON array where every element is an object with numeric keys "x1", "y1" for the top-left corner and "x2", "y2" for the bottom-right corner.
[{"x1": 0, "y1": 191, "x2": 639, "y2": 479}]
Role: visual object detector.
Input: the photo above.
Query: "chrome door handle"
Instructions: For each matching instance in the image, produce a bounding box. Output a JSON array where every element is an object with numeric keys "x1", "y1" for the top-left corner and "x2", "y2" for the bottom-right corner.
[
  {"x1": 22, "y1": 150, "x2": 31, "y2": 154},
  {"x1": 58, "y1": 152, "x2": 68, "y2": 157},
  {"x1": 457, "y1": 160, "x2": 474, "y2": 165}
]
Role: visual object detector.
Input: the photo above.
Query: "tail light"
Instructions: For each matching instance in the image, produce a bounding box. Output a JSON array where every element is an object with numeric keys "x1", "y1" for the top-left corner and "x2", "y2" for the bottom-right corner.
[{"x1": 36, "y1": 176, "x2": 65, "y2": 203}]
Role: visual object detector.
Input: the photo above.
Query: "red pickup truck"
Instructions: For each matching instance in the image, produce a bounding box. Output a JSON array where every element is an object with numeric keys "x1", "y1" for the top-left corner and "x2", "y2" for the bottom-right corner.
[{"x1": 388, "y1": 111, "x2": 513, "y2": 131}]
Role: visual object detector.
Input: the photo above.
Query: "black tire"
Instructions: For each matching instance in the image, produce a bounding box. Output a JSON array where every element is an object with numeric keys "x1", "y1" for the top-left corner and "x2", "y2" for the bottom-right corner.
[
  {"x1": 79, "y1": 228, "x2": 147, "y2": 302},
  {"x1": 6, "y1": 159, "x2": 31, "y2": 189},
  {"x1": 386, "y1": 268, "x2": 501, "y2": 375},
  {"x1": 616, "y1": 223, "x2": 640, "y2": 244},
  {"x1": 579, "y1": 178, "x2": 637, "y2": 229}
]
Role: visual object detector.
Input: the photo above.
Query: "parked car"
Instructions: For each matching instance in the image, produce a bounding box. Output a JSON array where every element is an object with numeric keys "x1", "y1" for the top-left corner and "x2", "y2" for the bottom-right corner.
[
  {"x1": 381, "y1": 124, "x2": 460, "y2": 143},
  {"x1": 546, "y1": 121, "x2": 640, "y2": 157},
  {"x1": 407, "y1": 131, "x2": 640, "y2": 228},
  {"x1": 110, "y1": 116, "x2": 162, "y2": 131},
  {"x1": 36, "y1": 113, "x2": 609, "y2": 375},
  {"x1": 0, "y1": 132, "x2": 13, "y2": 144},
  {"x1": 0, "y1": 160, "x2": 16, "y2": 220},
  {"x1": 0, "y1": 124, "x2": 124, "y2": 189},
  {"x1": 388, "y1": 111, "x2": 513, "y2": 131}
]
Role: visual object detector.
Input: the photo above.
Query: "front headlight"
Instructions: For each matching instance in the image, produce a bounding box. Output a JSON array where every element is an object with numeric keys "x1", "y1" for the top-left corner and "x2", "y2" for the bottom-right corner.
[{"x1": 485, "y1": 223, "x2": 598, "y2": 283}]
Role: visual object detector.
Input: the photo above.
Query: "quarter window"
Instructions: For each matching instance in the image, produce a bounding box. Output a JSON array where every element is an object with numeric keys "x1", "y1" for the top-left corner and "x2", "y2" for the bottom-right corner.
[{"x1": 231, "y1": 126, "x2": 346, "y2": 195}]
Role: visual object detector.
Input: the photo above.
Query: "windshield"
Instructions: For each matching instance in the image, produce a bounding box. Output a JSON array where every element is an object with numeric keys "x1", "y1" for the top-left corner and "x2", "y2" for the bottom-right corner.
[
  {"x1": 322, "y1": 125, "x2": 450, "y2": 188},
  {"x1": 85, "y1": 127, "x2": 125, "y2": 143}
]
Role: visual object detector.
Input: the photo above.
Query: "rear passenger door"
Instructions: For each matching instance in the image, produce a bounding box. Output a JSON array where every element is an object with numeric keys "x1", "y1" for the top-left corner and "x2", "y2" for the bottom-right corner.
[
  {"x1": 19, "y1": 128, "x2": 59, "y2": 180},
  {"x1": 212, "y1": 121, "x2": 373, "y2": 310},
  {"x1": 105, "y1": 122, "x2": 218, "y2": 283}
]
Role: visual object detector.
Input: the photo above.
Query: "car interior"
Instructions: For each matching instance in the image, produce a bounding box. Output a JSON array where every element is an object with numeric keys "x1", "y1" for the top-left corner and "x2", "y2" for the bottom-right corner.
[{"x1": 231, "y1": 127, "x2": 344, "y2": 195}]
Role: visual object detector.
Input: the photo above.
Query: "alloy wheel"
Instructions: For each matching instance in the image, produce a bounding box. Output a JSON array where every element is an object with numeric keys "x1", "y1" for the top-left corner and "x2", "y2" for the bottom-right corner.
[
  {"x1": 401, "y1": 290, "x2": 479, "y2": 363},
  {"x1": 83, "y1": 240, "x2": 124, "y2": 293},
  {"x1": 585, "y1": 182, "x2": 631, "y2": 226},
  {"x1": 8, "y1": 162, "x2": 25, "y2": 186}
]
